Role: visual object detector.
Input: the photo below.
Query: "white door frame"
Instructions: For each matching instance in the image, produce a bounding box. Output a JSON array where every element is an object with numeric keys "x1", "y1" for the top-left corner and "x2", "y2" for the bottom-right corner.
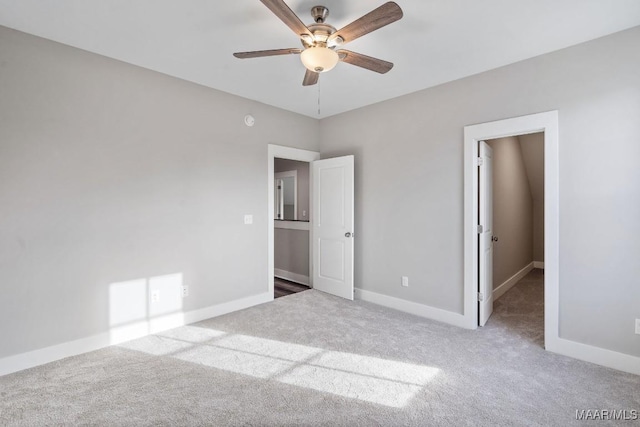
[
  {"x1": 478, "y1": 141, "x2": 494, "y2": 326},
  {"x1": 268, "y1": 144, "x2": 320, "y2": 299},
  {"x1": 463, "y1": 111, "x2": 559, "y2": 350}
]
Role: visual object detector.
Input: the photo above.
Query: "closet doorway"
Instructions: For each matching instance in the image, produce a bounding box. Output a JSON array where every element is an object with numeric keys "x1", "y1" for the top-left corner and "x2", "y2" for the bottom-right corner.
[
  {"x1": 482, "y1": 133, "x2": 545, "y2": 343},
  {"x1": 463, "y1": 110, "x2": 559, "y2": 352}
]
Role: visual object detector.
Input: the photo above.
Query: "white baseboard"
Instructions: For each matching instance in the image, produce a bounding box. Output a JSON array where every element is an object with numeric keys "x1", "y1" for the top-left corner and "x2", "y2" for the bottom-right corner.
[
  {"x1": 183, "y1": 292, "x2": 271, "y2": 325},
  {"x1": 357, "y1": 287, "x2": 640, "y2": 375},
  {"x1": 0, "y1": 292, "x2": 271, "y2": 378},
  {"x1": 534, "y1": 261, "x2": 545, "y2": 269},
  {"x1": 355, "y1": 288, "x2": 469, "y2": 329},
  {"x1": 274, "y1": 268, "x2": 310, "y2": 286},
  {"x1": 546, "y1": 336, "x2": 640, "y2": 376},
  {"x1": 493, "y1": 262, "x2": 535, "y2": 301}
]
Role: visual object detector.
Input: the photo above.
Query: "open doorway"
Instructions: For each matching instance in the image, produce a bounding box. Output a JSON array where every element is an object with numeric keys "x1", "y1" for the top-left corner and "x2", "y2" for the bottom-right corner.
[
  {"x1": 484, "y1": 133, "x2": 545, "y2": 342},
  {"x1": 463, "y1": 111, "x2": 560, "y2": 352},
  {"x1": 267, "y1": 145, "x2": 319, "y2": 301},
  {"x1": 274, "y1": 158, "x2": 312, "y2": 298},
  {"x1": 267, "y1": 144, "x2": 355, "y2": 302}
]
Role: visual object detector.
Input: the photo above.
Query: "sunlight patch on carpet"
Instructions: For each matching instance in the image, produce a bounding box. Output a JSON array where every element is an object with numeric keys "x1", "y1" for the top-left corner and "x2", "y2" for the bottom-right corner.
[
  {"x1": 213, "y1": 334, "x2": 322, "y2": 362},
  {"x1": 118, "y1": 325, "x2": 439, "y2": 408},
  {"x1": 173, "y1": 345, "x2": 293, "y2": 379},
  {"x1": 157, "y1": 327, "x2": 226, "y2": 343},
  {"x1": 279, "y1": 365, "x2": 423, "y2": 408},
  {"x1": 119, "y1": 335, "x2": 193, "y2": 356}
]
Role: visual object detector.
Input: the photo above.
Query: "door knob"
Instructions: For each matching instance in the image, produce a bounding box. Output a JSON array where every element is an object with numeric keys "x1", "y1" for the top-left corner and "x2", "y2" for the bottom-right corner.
[
  {"x1": 492, "y1": 236, "x2": 498, "y2": 242},
  {"x1": 345, "y1": 232, "x2": 352, "y2": 238}
]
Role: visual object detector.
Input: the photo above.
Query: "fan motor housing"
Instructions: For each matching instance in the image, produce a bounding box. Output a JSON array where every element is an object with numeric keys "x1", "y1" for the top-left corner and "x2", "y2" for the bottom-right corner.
[
  {"x1": 300, "y1": 6, "x2": 338, "y2": 48},
  {"x1": 302, "y1": 23, "x2": 336, "y2": 48}
]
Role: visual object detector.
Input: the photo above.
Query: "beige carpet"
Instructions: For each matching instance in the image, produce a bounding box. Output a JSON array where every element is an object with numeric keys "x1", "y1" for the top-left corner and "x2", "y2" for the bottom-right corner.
[{"x1": 1, "y1": 269, "x2": 638, "y2": 426}]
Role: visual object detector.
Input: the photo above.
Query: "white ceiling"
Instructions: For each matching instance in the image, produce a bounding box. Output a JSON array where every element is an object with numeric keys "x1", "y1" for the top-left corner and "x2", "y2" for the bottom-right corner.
[{"x1": 1, "y1": 1, "x2": 639, "y2": 118}]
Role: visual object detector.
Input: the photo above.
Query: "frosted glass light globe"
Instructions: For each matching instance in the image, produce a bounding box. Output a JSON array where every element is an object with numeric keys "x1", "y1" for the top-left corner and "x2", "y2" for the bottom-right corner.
[{"x1": 300, "y1": 47, "x2": 339, "y2": 73}]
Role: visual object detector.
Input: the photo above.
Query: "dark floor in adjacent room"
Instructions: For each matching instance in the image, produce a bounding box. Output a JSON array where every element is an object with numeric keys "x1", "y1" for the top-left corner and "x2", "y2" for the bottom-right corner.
[{"x1": 274, "y1": 277, "x2": 310, "y2": 298}]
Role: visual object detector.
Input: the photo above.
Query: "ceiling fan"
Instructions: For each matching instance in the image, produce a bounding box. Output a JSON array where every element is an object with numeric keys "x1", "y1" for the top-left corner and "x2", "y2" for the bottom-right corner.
[{"x1": 233, "y1": 0, "x2": 403, "y2": 86}]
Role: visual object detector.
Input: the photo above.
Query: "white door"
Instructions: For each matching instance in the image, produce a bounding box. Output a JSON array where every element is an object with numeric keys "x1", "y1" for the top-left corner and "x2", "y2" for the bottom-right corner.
[
  {"x1": 478, "y1": 141, "x2": 494, "y2": 326},
  {"x1": 311, "y1": 155, "x2": 354, "y2": 300}
]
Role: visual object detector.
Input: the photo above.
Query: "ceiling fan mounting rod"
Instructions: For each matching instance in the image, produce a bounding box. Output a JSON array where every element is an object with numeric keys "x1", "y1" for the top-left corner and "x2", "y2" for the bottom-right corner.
[{"x1": 311, "y1": 6, "x2": 329, "y2": 23}]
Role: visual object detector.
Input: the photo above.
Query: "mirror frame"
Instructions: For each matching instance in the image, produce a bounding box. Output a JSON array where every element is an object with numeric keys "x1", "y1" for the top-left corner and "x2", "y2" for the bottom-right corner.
[{"x1": 275, "y1": 170, "x2": 298, "y2": 220}]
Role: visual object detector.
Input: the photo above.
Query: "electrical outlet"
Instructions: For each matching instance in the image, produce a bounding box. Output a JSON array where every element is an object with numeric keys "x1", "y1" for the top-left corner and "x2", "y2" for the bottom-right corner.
[
  {"x1": 181, "y1": 285, "x2": 189, "y2": 298},
  {"x1": 401, "y1": 276, "x2": 409, "y2": 287},
  {"x1": 151, "y1": 290, "x2": 160, "y2": 303},
  {"x1": 635, "y1": 319, "x2": 640, "y2": 335}
]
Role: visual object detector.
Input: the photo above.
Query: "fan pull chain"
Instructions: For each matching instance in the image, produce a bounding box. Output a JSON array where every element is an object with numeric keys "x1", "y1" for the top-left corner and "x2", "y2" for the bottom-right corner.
[{"x1": 317, "y1": 80, "x2": 321, "y2": 116}]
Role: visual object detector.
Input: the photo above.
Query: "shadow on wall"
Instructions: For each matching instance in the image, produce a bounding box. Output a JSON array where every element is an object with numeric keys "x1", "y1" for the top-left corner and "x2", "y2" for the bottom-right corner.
[{"x1": 109, "y1": 273, "x2": 184, "y2": 344}]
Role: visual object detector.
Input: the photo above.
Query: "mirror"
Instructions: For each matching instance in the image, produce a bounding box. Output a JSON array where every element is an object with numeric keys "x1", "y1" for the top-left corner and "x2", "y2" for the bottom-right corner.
[{"x1": 275, "y1": 170, "x2": 297, "y2": 220}]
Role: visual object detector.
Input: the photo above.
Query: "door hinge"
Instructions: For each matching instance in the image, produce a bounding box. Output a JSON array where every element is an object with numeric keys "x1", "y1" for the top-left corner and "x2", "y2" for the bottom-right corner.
[
  {"x1": 477, "y1": 292, "x2": 484, "y2": 302},
  {"x1": 477, "y1": 224, "x2": 483, "y2": 234},
  {"x1": 476, "y1": 157, "x2": 484, "y2": 166}
]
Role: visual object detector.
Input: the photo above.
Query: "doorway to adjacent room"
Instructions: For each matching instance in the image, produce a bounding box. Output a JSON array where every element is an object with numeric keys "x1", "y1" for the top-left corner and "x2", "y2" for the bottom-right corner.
[{"x1": 463, "y1": 111, "x2": 559, "y2": 352}]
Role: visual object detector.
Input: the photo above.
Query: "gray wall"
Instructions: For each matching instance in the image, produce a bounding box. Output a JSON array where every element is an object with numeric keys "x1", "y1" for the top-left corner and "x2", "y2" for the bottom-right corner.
[
  {"x1": 519, "y1": 133, "x2": 545, "y2": 262},
  {"x1": 487, "y1": 137, "x2": 533, "y2": 288},
  {"x1": 2, "y1": 23, "x2": 640, "y2": 362},
  {"x1": 320, "y1": 27, "x2": 640, "y2": 357},
  {"x1": 274, "y1": 229, "x2": 310, "y2": 277},
  {"x1": 0, "y1": 27, "x2": 320, "y2": 359}
]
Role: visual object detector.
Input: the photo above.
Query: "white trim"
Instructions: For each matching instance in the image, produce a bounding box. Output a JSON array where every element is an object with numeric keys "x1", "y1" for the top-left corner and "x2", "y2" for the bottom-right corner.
[
  {"x1": 274, "y1": 268, "x2": 310, "y2": 287},
  {"x1": 0, "y1": 292, "x2": 271, "y2": 377},
  {"x1": 268, "y1": 145, "x2": 320, "y2": 299},
  {"x1": 533, "y1": 261, "x2": 545, "y2": 269},
  {"x1": 355, "y1": 288, "x2": 469, "y2": 329},
  {"x1": 274, "y1": 220, "x2": 310, "y2": 231},
  {"x1": 546, "y1": 337, "x2": 640, "y2": 376},
  {"x1": 464, "y1": 111, "x2": 560, "y2": 339},
  {"x1": 493, "y1": 262, "x2": 534, "y2": 301},
  {"x1": 182, "y1": 292, "x2": 271, "y2": 325}
]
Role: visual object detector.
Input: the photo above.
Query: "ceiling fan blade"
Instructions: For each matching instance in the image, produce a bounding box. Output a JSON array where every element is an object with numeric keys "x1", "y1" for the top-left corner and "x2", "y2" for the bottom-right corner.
[
  {"x1": 328, "y1": 2, "x2": 403, "y2": 45},
  {"x1": 260, "y1": 0, "x2": 313, "y2": 38},
  {"x1": 233, "y1": 48, "x2": 302, "y2": 59},
  {"x1": 337, "y1": 50, "x2": 393, "y2": 74},
  {"x1": 302, "y1": 69, "x2": 319, "y2": 86}
]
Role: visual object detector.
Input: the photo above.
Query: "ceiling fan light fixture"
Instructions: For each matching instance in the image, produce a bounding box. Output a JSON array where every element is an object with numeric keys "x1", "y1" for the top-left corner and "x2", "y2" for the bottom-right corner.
[
  {"x1": 300, "y1": 46, "x2": 339, "y2": 73},
  {"x1": 300, "y1": 34, "x2": 314, "y2": 45},
  {"x1": 327, "y1": 35, "x2": 344, "y2": 48}
]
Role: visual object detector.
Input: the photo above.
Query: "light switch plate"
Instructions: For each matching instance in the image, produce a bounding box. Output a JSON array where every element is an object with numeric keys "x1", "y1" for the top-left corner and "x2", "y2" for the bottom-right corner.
[
  {"x1": 244, "y1": 214, "x2": 253, "y2": 225},
  {"x1": 635, "y1": 319, "x2": 640, "y2": 335}
]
